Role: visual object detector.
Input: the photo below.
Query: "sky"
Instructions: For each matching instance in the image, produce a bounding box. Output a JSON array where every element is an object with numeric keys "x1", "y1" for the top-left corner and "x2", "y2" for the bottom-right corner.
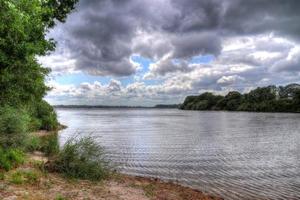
[{"x1": 39, "y1": 0, "x2": 300, "y2": 106}]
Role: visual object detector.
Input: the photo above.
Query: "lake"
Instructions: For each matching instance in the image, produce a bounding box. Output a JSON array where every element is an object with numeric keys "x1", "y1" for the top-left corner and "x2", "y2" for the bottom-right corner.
[{"x1": 57, "y1": 108, "x2": 300, "y2": 200}]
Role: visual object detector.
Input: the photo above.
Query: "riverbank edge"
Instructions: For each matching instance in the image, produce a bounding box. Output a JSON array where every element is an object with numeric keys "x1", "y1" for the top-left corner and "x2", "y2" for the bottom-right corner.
[{"x1": 0, "y1": 129, "x2": 223, "y2": 200}]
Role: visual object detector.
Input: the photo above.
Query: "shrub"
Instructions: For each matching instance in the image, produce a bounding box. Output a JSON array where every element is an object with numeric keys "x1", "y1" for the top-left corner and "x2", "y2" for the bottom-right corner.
[
  {"x1": 0, "y1": 148, "x2": 25, "y2": 171},
  {"x1": 40, "y1": 133, "x2": 60, "y2": 156},
  {"x1": 0, "y1": 106, "x2": 30, "y2": 148},
  {"x1": 28, "y1": 117, "x2": 42, "y2": 132},
  {"x1": 25, "y1": 135, "x2": 42, "y2": 152},
  {"x1": 36, "y1": 100, "x2": 58, "y2": 131},
  {"x1": 25, "y1": 133, "x2": 59, "y2": 156},
  {"x1": 50, "y1": 136, "x2": 111, "y2": 181}
]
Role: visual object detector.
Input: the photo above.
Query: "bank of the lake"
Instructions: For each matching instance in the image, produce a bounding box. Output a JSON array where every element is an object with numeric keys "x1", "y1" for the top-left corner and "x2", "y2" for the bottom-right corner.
[{"x1": 0, "y1": 130, "x2": 222, "y2": 200}]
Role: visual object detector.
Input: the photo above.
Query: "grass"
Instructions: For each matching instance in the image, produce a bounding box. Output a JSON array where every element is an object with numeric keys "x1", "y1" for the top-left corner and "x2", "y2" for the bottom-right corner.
[
  {"x1": 0, "y1": 148, "x2": 25, "y2": 171},
  {"x1": 25, "y1": 133, "x2": 59, "y2": 156},
  {"x1": 142, "y1": 183, "x2": 156, "y2": 197},
  {"x1": 40, "y1": 133, "x2": 60, "y2": 156},
  {"x1": 0, "y1": 106, "x2": 30, "y2": 149},
  {"x1": 0, "y1": 171, "x2": 4, "y2": 180},
  {"x1": 55, "y1": 194, "x2": 68, "y2": 200},
  {"x1": 9, "y1": 169, "x2": 40, "y2": 185},
  {"x1": 50, "y1": 136, "x2": 111, "y2": 181},
  {"x1": 25, "y1": 135, "x2": 42, "y2": 152}
]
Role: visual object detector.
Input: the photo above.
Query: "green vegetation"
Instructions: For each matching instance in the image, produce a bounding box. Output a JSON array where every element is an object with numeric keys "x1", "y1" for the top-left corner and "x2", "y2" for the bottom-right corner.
[
  {"x1": 50, "y1": 136, "x2": 111, "y2": 181},
  {"x1": 25, "y1": 133, "x2": 59, "y2": 156},
  {"x1": 40, "y1": 133, "x2": 60, "y2": 156},
  {"x1": 0, "y1": 0, "x2": 77, "y2": 131},
  {"x1": 142, "y1": 183, "x2": 156, "y2": 197},
  {"x1": 0, "y1": 0, "x2": 77, "y2": 171},
  {"x1": 55, "y1": 194, "x2": 68, "y2": 200},
  {"x1": 9, "y1": 169, "x2": 40, "y2": 184},
  {"x1": 0, "y1": 148, "x2": 25, "y2": 171},
  {"x1": 0, "y1": 106, "x2": 30, "y2": 148},
  {"x1": 180, "y1": 84, "x2": 300, "y2": 112}
]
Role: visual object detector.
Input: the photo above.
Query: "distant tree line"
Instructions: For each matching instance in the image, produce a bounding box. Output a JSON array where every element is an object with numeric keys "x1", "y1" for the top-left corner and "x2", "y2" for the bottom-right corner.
[
  {"x1": 154, "y1": 104, "x2": 180, "y2": 108},
  {"x1": 180, "y1": 84, "x2": 300, "y2": 112}
]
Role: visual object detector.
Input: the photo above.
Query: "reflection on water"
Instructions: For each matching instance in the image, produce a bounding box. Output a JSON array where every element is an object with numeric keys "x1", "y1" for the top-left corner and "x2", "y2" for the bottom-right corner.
[{"x1": 57, "y1": 108, "x2": 300, "y2": 200}]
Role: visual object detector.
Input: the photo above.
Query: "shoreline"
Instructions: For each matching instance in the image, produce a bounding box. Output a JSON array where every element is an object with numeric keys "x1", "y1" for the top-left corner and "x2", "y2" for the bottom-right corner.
[
  {"x1": 0, "y1": 154, "x2": 223, "y2": 200},
  {"x1": 1, "y1": 167, "x2": 222, "y2": 200},
  {"x1": 0, "y1": 129, "x2": 223, "y2": 200}
]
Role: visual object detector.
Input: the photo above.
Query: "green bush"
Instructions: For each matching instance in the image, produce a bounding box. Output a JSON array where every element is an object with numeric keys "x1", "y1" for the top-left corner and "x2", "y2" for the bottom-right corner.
[
  {"x1": 40, "y1": 133, "x2": 60, "y2": 156},
  {"x1": 28, "y1": 117, "x2": 42, "y2": 132},
  {"x1": 0, "y1": 106, "x2": 30, "y2": 148},
  {"x1": 25, "y1": 135, "x2": 42, "y2": 152},
  {"x1": 0, "y1": 148, "x2": 25, "y2": 171},
  {"x1": 36, "y1": 100, "x2": 58, "y2": 131},
  {"x1": 25, "y1": 133, "x2": 59, "y2": 156},
  {"x1": 51, "y1": 136, "x2": 111, "y2": 181}
]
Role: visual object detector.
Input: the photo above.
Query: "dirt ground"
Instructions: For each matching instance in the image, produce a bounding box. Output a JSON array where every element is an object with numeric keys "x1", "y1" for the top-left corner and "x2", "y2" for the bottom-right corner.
[
  {"x1": 0, "y1": 157, "x2": 222, "y2": 200},
  {"x1": 0, "y1": 131, "x2": 222, "y2": 200}
]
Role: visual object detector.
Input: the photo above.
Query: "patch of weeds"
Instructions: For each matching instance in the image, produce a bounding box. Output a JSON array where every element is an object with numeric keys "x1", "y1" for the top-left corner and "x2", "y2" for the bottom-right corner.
[
  {"x1": 142, "y1": 183, "x2": 156, "y2": 198},
  {"x1": 43, "y1": 180, "x2": 53, "y2": 189},
  {"x1": 0, "y1": 171, "x2": 4, "y2": 180},
  {"x1": 50, "y1": 136, "x2": 111, "y2": 181},
  {"x1": 25, "y1": 170, "x2": 39, "y2": 183},
  {"x1": 55, "y1": 194, "x2": 68, "y2": 200},
  {"x1": 0, "y1": 148, "x2": 25, "y2": 171},
  {"x1": 10, "y1": 171, "x2": 25, "y2": 184},
  {"x1": 9, "y1": 169, "x2": 40, "y2": 185},
  {"x1": 25, "y1": 135, "x2": 42, "y2": 152},
  {"x1": 110, "y1": 172, "x2": 124, "y2": 183},
  {"x1": 31, "y1": 160, "x2": 48, "y2": 175},
  {"x1": 40, "y1": 133, "x2": 59, "y2": 156}
]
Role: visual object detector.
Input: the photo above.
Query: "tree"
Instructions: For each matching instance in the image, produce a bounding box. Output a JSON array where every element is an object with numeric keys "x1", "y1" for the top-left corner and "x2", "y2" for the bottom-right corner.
[
  {"x1": 0, "y1": 0, "x2": 78, "y2": 131},
  {"x1": 181, "y1": 84, "x2": 300, "y2": 112},
  {"x1": 216, "y1": 91, "x2": 242, "y2": 110}
]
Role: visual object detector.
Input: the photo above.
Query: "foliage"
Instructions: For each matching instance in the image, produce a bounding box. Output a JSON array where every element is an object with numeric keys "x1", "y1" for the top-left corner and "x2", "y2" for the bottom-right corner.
[
  {"x1": 0, "y1": 0, "x2": 78, "y2": 152},
  {"x1": 25, "y1": 135, "x2": 42, "y2": 152},
  {"x1": 0, "y1": 106, "x2": 30, "y2": 148},
  {"x1": 40, "y1": 133, "x2": 60, "y2": 156},
  {"x1": 9, "y1": 169, "x2": 40, "y2": 184},
  {"x1": 25, "y1": 133, "x2": 59, "y2": 156},
  {"x1": 55, "y1": 194, "x2": 68, "y2": 200},
  {"x1": 35, "y1": 100, "x2": 59, "y2": 131},
  {"x1": 50, "y1": 136, "x2": 111, "y2": 181},
  {"x1": 181, "y1": 93, "x2": 223, "y2": 110},
  {"x1": 180, "y1": 84, "x2": 300, "y2": 112},
  {"x1": 0, "y1": 148, "x2": 25, "y2": 171}
]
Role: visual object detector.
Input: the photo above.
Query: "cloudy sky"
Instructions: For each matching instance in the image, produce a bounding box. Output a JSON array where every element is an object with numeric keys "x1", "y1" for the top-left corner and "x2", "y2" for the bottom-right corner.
[{"x1": 40, "y1": 0, "x2": 300, "y2": 106}]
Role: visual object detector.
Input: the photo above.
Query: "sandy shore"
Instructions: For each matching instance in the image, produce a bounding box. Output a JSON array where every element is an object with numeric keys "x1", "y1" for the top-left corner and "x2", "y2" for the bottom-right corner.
[
  {"x1": 0, "y1": 130, "x2": 222, "y2": 200},
  {"x1": 0, "y1": 152, "x2": 222, "y2": 200},
  {"x1": 0, "y1": 152, "x2": 221, "y2": 200}
]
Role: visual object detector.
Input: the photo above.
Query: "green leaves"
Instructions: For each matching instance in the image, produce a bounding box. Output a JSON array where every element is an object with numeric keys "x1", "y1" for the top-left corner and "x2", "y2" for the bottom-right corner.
[
  {"x1": 0, "y1": 0, "x2": 77, "y2": 151},
  {"x1": 0, "y1": 0, "x2": 77, "y2": 114}
]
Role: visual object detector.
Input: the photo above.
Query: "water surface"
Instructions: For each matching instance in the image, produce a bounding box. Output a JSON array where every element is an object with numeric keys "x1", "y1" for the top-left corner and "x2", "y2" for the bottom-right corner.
[{"x1": 57, "y1": 108, "x2": 300, "y2": 200}]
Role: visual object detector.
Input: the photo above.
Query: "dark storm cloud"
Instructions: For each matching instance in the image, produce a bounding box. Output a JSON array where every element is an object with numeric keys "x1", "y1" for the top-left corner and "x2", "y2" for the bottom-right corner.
[
  {"x1": 50, "y1": 0, "x2": 300, "y2": 76},
  {"x1": 221, "y1": 0, "x2": 300, "y2": 38},
  {"x1": 171, "y1": 32, "x2": 221, "y2": 58}
]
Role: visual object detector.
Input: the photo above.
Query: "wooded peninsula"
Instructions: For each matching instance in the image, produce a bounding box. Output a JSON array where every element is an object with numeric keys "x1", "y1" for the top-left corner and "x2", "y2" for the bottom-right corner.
[{"x1": 180, "y1": 84, "x2": 300, "y2": 112}]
